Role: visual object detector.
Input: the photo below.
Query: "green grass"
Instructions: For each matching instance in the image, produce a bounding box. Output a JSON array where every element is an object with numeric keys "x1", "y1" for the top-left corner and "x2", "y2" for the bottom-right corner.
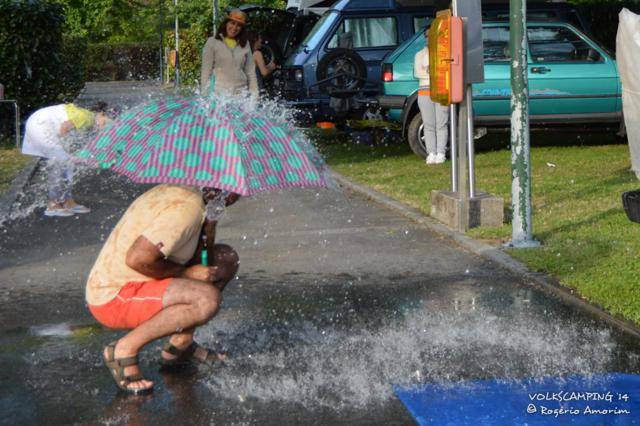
[
  {"x1": 0, "y1": 144, "x2": 29, "y2": 194},
  {"x1": 319, "y1": 134, "x2": 640, "y2": 325}
]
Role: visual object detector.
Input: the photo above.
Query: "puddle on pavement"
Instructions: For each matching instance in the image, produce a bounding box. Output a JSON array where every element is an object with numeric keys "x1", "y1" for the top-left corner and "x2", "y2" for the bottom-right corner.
[{"x1": 2, "y1": 277, "x2": 639, "y2": 425}]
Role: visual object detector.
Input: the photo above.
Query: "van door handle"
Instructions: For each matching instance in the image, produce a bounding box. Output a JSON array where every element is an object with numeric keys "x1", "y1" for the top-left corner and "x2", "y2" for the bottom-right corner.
[{"x1": 531, "y1": 66, "x2": 551, "y2": 74}]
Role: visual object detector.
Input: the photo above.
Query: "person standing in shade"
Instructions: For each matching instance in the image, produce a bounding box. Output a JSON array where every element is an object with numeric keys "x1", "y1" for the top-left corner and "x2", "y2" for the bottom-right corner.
[
  {"x1": 246, "y1": 30, "x2": 278, "y2": 97},
  {"x1": 414, "y1": 27, "x2": 449, "y2": 165},
  {"x1": 200, "y1": 9, "x2": 259, "y2": 97},
  {"x1": 22, "y1": 102, "x2": 109, "y2": 217}
]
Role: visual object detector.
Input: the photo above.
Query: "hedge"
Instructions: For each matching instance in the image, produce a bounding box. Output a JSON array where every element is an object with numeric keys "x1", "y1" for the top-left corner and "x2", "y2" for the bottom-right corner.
[
  {"x1": 85, "y1": 42, "x2": 162, "y2": 81},
  {"x1": 0, "y1": 0, "x2": 66, "y2": 114}
]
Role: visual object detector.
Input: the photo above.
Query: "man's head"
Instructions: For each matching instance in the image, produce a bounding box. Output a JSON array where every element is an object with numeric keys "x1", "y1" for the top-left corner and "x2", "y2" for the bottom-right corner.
[
  {"x1": 89, "y1": 101, "x2": 111, "y2": 130},
  {"x1": 201, "y1": 187, "x2": 241, "y2": 207}
]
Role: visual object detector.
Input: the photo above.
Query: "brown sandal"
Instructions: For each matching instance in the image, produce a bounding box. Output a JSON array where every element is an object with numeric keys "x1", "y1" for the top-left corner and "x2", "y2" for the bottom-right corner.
[
  {"x1": 103, "y1": 342, "x2": 153, "y2": 395},
  {"x1": 160, "y1": 341, "x2": 225, "y2": 369}
]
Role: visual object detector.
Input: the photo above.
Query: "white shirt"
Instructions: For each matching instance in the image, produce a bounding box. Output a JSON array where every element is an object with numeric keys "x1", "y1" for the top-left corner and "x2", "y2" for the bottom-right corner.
[
  {"x1": 414, "y1": 47, "x2": 430, "y2": 88},
  {"x1": 22, "y1": 104, "x2": 70, "y2": 160}
]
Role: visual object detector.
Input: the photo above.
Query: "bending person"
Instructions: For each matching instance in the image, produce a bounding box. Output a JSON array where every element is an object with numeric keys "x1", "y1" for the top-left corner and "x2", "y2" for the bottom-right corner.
[
  {"x1": 22, "y1": 102, "x2": 109, "y2": 216},
  {"x1": 200, "y1": 9, "x2": 258, "y2": 97},
  {"x1": 414, "y1": 27, "x2": 449, "y2": 165},
  {"x1": 86, "y1": 184, "x2": 240, "y2": 395}
]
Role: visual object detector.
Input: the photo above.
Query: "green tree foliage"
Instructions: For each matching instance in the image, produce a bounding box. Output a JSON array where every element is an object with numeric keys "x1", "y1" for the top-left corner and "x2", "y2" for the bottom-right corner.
[
  {"x1": 569, "y1": 0, "x2": 640, "y2": 51},
  {"x1": 0, "y1": 0, "x2": 82, "y2": 115}
]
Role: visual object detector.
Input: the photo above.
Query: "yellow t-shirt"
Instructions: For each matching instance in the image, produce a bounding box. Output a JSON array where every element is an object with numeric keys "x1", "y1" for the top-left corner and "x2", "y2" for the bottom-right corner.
[
  {"x1": 64, "y1": 104, "x2": 95, "y2": 130},
  {"x1": 224, "y1": 37, "x2": 238, "y2": 49},
  {"x1": 86, "y1": 185, "x2": 205, "y2": 305}
]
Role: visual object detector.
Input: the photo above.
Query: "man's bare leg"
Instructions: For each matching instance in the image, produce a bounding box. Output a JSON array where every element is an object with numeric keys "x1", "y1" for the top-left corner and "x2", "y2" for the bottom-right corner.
[
  {"x1": 107, "y1": 278, "x2": 221, "y2": 392},
  {"x1": 162, "y1": 244, "x2": 239, "y2": 362}
]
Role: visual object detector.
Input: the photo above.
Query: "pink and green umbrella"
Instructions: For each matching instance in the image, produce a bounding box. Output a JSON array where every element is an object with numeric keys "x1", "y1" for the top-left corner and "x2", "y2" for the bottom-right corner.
[{"x1": 75, "y1": 97, "x2": 331, "y2": 196}]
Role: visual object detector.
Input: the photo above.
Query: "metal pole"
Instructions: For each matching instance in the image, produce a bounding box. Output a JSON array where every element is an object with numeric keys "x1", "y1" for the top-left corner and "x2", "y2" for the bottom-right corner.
[
  {"x1": 450, "y1": 104, "x2": 458, "y2": 192},
  {"x1": 451, "y1": 0, "x2": 459, "y2": 193},
  {"x1": 15, "y1": 102, "x2": 20, "y2": 148},
  {"x1": 213, "y1": 0, "x2": 219, "y2": 34},
  {"x1": 466, "y1": 85, "x2": 476, "y2": 198},
  {"x1": 174, "y1": 0, "x2": 180, "y2": 87},
  {"x1": 158, "y1": 0, "x2": 164, "y2": 83},
  {"x1": 508, "y1": 0, "x2": 538, "y2": 247},
  {"x1": 0, "y1": 99, "x2": 20, "y2": 148}
]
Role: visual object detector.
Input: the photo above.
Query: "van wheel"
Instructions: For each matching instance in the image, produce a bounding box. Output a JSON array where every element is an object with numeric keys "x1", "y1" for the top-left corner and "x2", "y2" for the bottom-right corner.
[
  {"x1": 407, "y1": 112, "x2": 428, "y2": 159},
  {"x1": 317, "y1": 48, "x2": 367, "y2": 96}
]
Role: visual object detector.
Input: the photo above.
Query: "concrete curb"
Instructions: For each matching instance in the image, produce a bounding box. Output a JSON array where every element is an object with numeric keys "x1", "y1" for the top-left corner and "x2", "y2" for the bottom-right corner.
[
  {"x1": 0, "y1": 157, "x2": 40, "y2": 219},
  {"x1": 330, "y1": 170, "x2": 640, "y2": 340}
]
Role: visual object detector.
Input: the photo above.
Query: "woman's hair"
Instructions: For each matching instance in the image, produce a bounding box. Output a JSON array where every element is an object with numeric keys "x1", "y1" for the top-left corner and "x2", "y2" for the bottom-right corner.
[
  {"x1": 245, "y1": 29, "x2": 262, "y2": 53},
  {"x1": 215, "y1": 18, "x2": 248, "y2": 48},
  {"x1": 89, "y1": 101, "x2": 108, "y2": 113}
]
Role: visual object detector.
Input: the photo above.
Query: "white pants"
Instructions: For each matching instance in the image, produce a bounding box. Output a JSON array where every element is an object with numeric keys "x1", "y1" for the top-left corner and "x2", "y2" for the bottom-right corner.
[{"x1": 418, "y1": 95, "x2": 449, "y2": 155}]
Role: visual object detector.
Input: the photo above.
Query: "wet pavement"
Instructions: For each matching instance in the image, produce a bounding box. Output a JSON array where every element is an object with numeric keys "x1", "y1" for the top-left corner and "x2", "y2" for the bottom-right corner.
[
  {"x1": 2, "y1": 169, "x2": 640, "y2": 425},
  {"x1": 1, "y1": 83, "x2": 639, "y2": 425}
]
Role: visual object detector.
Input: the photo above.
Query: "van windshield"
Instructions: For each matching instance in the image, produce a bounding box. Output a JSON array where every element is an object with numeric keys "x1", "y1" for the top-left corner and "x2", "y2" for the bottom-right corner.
[{"x1": 297, "y1": 11, "x2": 338, "y2": 53}]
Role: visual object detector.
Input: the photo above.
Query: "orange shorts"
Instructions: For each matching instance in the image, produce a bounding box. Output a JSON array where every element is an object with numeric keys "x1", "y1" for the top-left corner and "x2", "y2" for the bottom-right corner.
[{"x1": 88, "y1": 278, "x2": 172, "y2": 329}]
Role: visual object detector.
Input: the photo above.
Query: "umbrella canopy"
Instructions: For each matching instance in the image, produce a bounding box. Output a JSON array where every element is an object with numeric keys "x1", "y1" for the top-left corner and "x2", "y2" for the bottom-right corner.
[{"x1": 75, "y1": 97, "x2": 332, "y2": 196}]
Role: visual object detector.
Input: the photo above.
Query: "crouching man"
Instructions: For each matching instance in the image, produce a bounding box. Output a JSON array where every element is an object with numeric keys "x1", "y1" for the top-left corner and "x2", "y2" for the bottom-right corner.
[{"x1": 85, "y1": 184, "x2": 240, "y2": 395}]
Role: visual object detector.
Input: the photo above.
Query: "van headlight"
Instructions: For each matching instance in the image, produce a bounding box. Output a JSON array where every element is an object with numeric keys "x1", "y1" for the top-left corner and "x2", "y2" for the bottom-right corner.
[{"x1": 294, "y1": 69, "x2": 304, "y2": 82}]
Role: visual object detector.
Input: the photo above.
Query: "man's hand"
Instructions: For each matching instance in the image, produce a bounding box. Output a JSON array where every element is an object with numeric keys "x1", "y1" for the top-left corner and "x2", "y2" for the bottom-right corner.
[{"x1": 181, "y1": 265, "x2": 218, "y2": 283}]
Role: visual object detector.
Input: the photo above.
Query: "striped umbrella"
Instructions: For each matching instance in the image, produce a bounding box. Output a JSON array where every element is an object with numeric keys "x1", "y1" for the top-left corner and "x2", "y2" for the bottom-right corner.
[{"x1": 75, "y1": 97, "x2": 332, "y2": 196}]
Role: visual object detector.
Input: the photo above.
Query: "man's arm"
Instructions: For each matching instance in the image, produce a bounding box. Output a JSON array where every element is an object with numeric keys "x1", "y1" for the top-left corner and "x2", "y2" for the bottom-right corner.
[{"x1": 126, "y1": 235, "x2": 216, "y2": 282}]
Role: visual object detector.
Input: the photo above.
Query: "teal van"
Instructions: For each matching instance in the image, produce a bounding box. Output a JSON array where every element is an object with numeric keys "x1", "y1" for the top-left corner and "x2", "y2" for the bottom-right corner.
[{"x1": 378, "y1": 21, "x2": 622, "y2": 158}]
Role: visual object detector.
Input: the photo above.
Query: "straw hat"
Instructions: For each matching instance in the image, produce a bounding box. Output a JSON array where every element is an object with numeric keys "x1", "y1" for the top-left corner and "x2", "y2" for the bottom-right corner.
[{"x1": 227, "y1": 9, "x2": 247, "y2": 25}]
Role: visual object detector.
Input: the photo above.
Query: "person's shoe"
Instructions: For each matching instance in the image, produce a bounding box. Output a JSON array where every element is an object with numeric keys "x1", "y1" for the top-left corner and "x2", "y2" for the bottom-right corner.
[
  {"x1": 68, "y1": 204, "x2": 90, "y2": 214},
  {"x1": 434, "y1": 153, "x2": 446, "y2": 164},
  {"x1": 44, "y1": 206, "x2": 74, "y2": 217},
  {"x1": 426, "y1": 153, "x2": 436, "y2": 164},
  {"x1": 63, "y1": 200, "x2": 91, "y2": 214}
]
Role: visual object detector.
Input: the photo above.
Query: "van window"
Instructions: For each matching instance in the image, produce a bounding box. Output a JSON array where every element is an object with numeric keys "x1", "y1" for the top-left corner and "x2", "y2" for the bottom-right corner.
[
  {"x1": 413, "y1": 17, "x2": 431, "y2": 33},
  {"x1": 528, "y1": 26, "x2": 600, "y2": 62},
  {"x1": 482, "y1": 27, "x2": 511, "y2": 62},
  {"x1": 328, "y1": 17, "x2": 398, "y2": 49},
  {"x1": 297, "y1": 11, "x2": 339, "y2": 53}
]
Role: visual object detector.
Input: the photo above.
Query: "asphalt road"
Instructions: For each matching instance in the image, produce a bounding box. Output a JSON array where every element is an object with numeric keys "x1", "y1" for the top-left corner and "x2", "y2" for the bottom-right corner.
[{"x1": 1, "y1": 82, "x2": 639, "y2": 425}]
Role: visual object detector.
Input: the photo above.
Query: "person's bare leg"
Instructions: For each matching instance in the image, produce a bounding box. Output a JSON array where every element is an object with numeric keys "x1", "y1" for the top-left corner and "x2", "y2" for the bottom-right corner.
[
  {"x1": 162, "y1": 244, "x2": 239, "y2": 362},
  {"x1": 107, "y1": 278, "x2": 221, "y2": 392}
]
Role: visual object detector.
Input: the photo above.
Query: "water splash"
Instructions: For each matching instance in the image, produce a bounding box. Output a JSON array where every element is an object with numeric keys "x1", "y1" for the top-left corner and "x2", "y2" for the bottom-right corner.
[{"x1": 202, "y1": 306, "x2": 621, "y2": 410}]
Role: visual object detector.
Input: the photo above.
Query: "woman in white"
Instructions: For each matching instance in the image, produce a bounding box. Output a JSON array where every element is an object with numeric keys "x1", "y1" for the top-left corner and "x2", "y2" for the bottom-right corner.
[
  {"x1": 22, "y1": 102, "x2": 108, "y2": 217},
  {"x1": 414, "y1": 27, "x2": 450, "y2": 164}
]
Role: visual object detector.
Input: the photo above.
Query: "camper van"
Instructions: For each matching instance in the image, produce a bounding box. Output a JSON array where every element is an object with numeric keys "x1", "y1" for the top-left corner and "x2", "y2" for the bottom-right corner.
[{"x1": 279, "y1": 0, "x2": 436, "y2": 124}]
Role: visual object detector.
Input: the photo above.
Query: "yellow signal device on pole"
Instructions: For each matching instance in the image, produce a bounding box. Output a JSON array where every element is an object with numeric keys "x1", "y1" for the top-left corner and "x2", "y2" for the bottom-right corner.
[{"x1": 428, "y1": 9, "x2": 464, "y2": 106}]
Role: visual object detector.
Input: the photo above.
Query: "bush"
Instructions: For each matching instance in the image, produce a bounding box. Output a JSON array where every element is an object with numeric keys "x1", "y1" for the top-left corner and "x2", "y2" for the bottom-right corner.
[
  {"x1": 0, "y1": 0, "x2": 89, "y2": 137},
  {"x1": 0, "y1": 0, "x2": 65, "y2": 113},
  {"x1": 59, "y1": 34, "x2": 88, "y2": 101},
  {"x1": 571, "y1": 0, "x2": 640, "y2": 51},
  {"x1": 166, "y1": 25, "x2": 210, "y2": 89},
  {"x1": 85, "y1": 42, "x2": 162, "y2": 81}
]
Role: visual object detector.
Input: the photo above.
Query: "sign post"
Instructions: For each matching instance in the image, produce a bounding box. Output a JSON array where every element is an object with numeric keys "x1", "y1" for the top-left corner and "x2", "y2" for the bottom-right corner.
[
  {"x1": 507, "y1": 0, "x2": 539, "y2": 248},
  {"x1": 429, "y1": 0, "x2": 504, "y2": 232}
]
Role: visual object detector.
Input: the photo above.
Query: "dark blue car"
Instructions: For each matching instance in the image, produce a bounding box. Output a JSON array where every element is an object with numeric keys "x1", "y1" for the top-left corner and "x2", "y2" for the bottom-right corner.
[{"x1": 280, "y1": 0, "x2": 434, "y2": 124}]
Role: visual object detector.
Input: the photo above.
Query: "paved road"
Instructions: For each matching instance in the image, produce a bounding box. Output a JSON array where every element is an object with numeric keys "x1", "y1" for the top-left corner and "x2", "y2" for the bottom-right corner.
[{"x1": 1, "y1": 82, "x2": 639, "y2": 425}]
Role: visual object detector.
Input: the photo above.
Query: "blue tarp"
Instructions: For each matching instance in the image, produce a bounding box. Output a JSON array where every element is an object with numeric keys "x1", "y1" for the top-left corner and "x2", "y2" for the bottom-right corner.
[{"x1": 394, "y1": 374, "x2": 640, "y2": 425}]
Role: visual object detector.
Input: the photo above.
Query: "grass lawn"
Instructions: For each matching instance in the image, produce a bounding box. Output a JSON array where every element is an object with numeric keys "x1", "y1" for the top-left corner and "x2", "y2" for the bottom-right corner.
[
  {"x1": 318, "y1": 131, "x2": 640, "y2": 325},
  {"x1": 0, "y1": 144, "x2": 29, "y2": 194}
]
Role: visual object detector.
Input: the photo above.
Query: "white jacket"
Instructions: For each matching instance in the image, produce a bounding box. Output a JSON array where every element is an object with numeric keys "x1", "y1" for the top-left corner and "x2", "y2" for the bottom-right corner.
[
  {"x1": 200, "y1": 37, "x2": 259, "y2": 96},
  {"x1": 414, "y1": 47, "x2": 430, "y2": 88}
]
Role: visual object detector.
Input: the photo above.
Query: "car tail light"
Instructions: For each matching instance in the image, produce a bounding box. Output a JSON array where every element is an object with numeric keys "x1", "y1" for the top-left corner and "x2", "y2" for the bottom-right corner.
[{"x1": 382, "y1": 63, "x2": 393, "y2": 82}]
